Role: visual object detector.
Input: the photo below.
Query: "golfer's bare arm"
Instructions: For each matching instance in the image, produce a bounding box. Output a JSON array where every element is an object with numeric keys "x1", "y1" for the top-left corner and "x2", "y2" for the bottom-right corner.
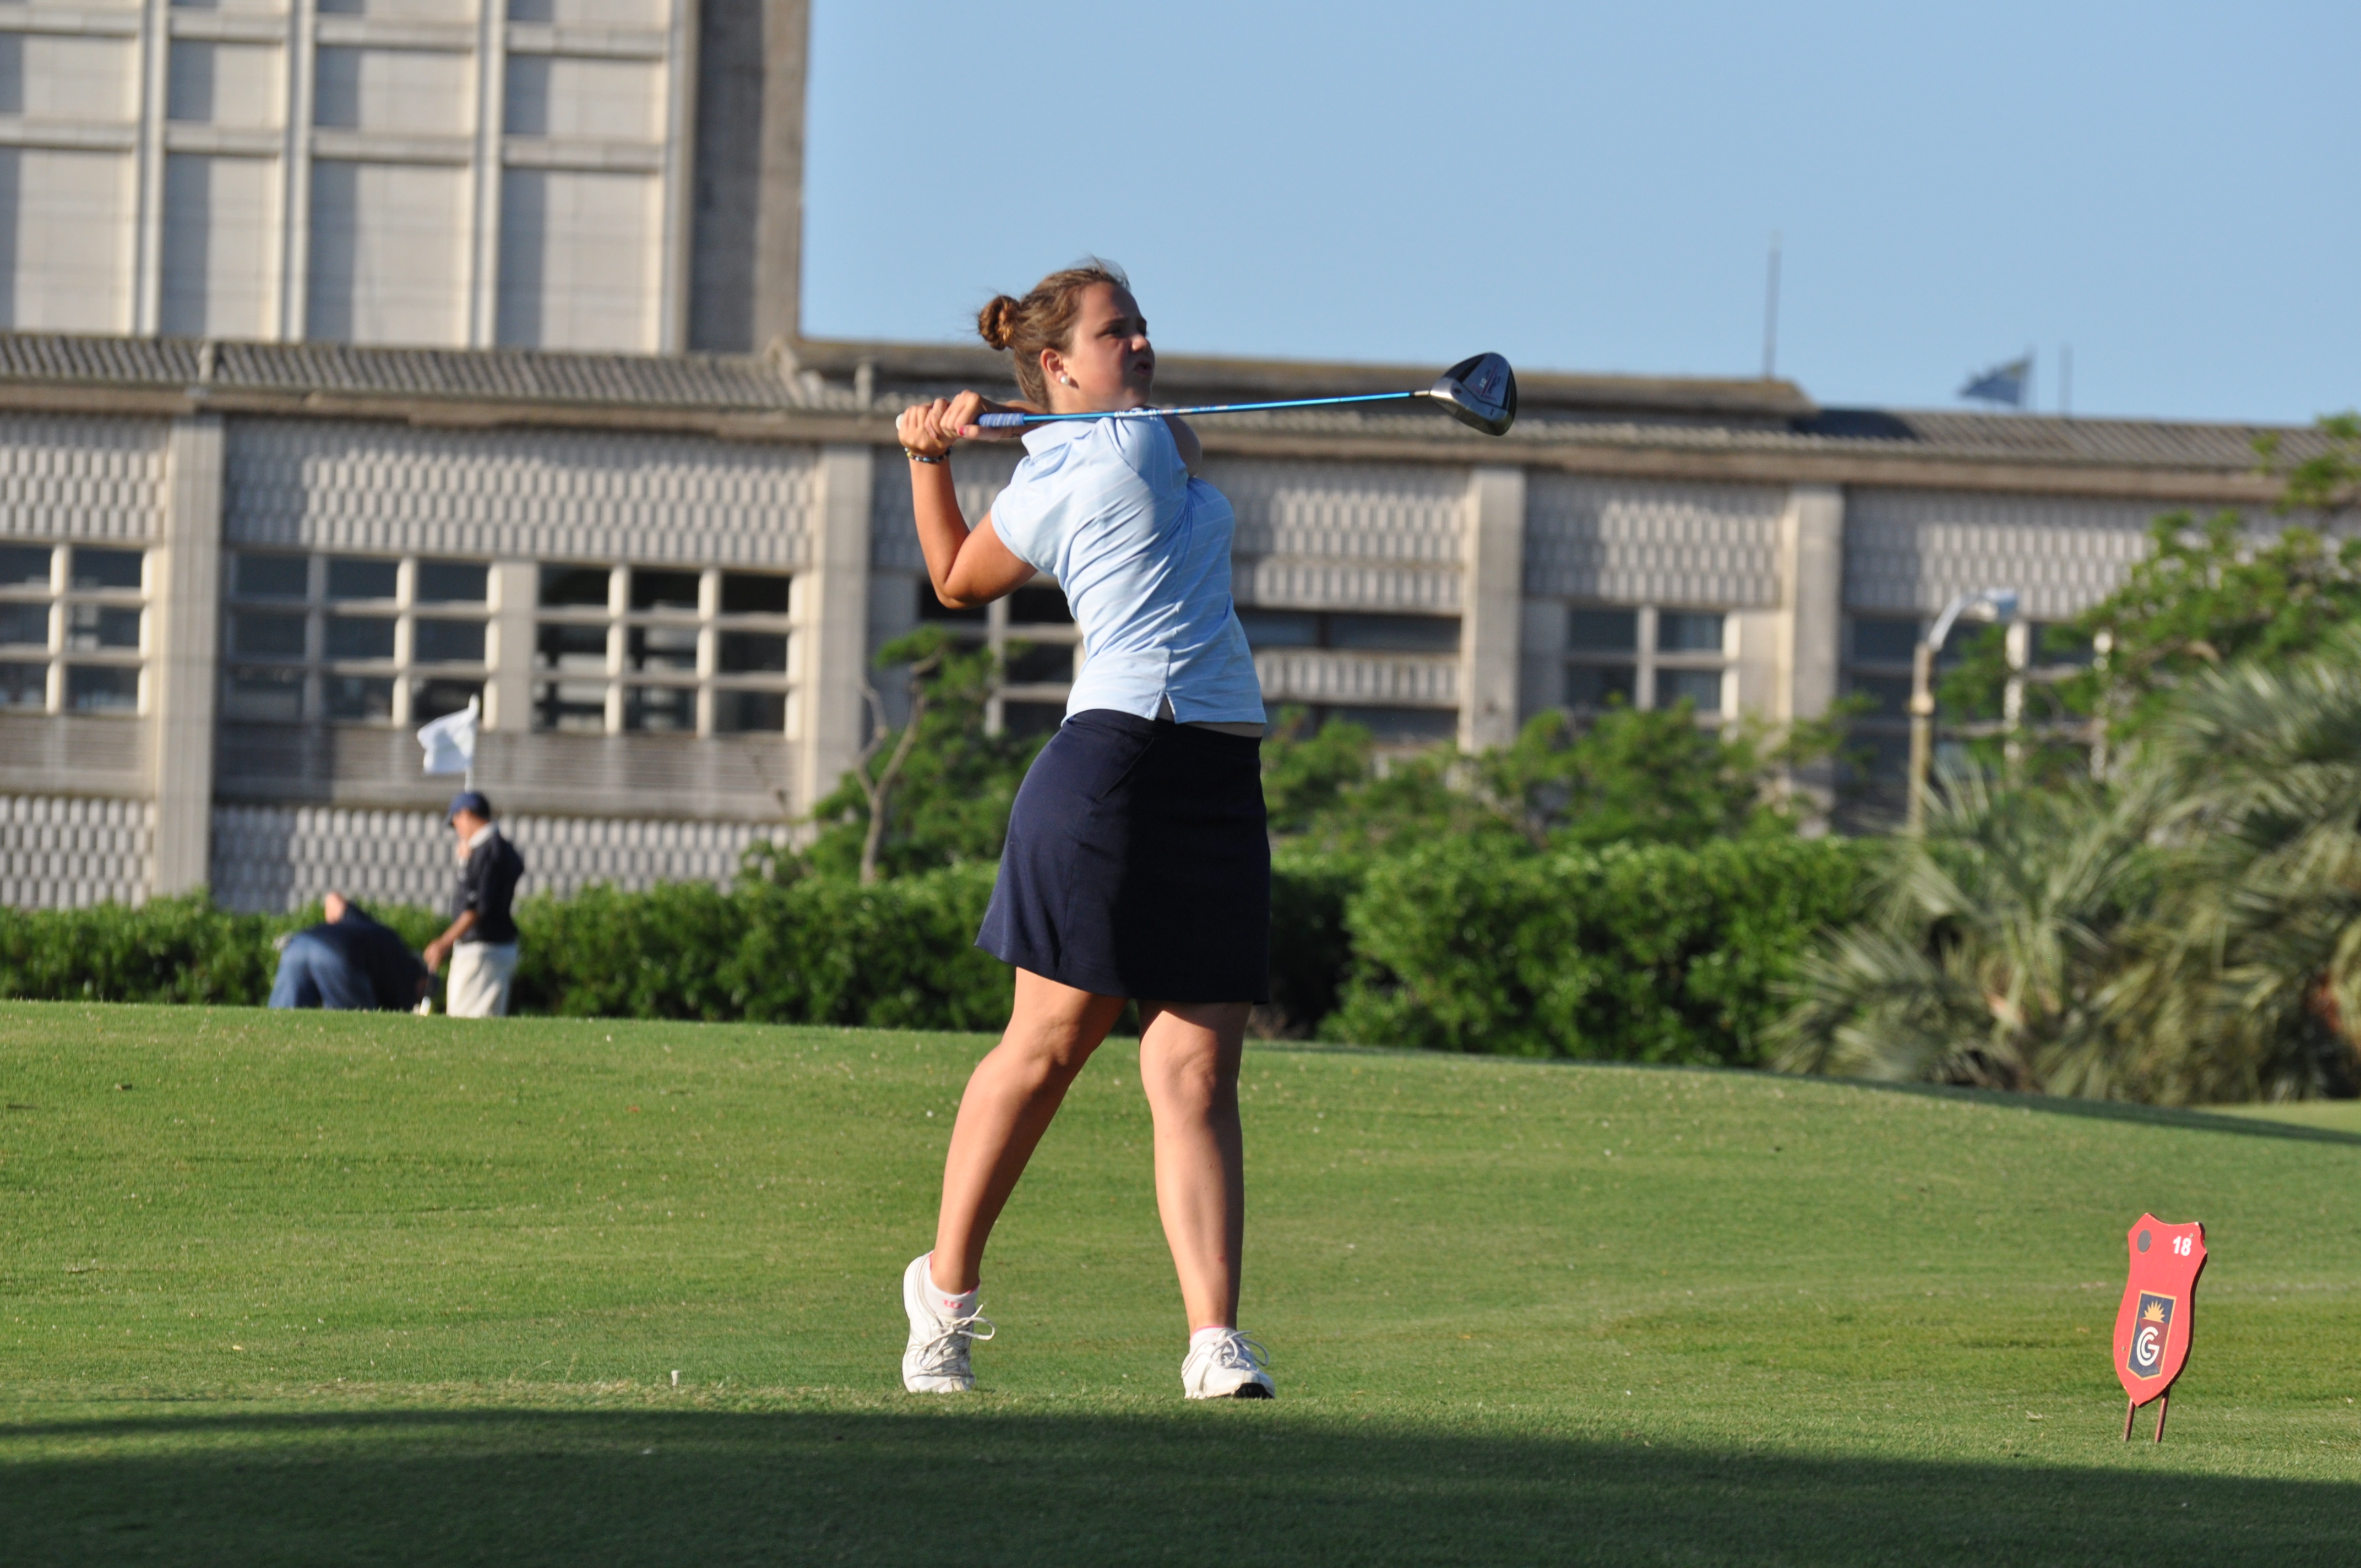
[
  {"x1": 899, "y1": 395, "x2": 1203, "y2": 610},
  {"x1": 899, "y1": 394, "x2": 1036, "y2": 611}
]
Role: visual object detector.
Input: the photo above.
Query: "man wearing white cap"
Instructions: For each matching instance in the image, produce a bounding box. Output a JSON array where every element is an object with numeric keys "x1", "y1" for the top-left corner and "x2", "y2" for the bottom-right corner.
[{"x1": 422, "y1": 790, "x2": 526, "y2": 1017}]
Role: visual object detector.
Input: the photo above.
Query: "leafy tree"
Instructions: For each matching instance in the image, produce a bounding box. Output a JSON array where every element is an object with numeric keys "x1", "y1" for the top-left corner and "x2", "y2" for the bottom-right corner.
[
  {"x1": 770, "y1": 629, "x2": 1048, "y2": 883},
  {"x1": 1476, "y1": 704, "x2": 1856, "y2": 850},
  {"x1": 1939, "y1": 410, "x2": 2361, "y2": 775},
  {"x1": 2256, "y1": 410, "x2": 2360, "y2": 516},
  {"x1": 1260, "y1": 707, "x2": 1378, "y2": 836},
  {"x1": 1940, "y1": 511, "x2": 2361, "y2": 769},
  {"x1": 1261, "y1": 701, "x2": 1853, "y2": 857},
  {"x1": 848, "y1": 634, "x2": 952, "y2": 885}
]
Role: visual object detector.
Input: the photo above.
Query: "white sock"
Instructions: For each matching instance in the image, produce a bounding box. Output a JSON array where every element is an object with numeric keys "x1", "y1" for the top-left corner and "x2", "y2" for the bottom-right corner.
[
  {"x1": 1190, "y1": 1325, "x2": 1236, "y2": 1352},
  {"x1": 923, "y1": 1256, "x2": 978, "y2": 1319}
]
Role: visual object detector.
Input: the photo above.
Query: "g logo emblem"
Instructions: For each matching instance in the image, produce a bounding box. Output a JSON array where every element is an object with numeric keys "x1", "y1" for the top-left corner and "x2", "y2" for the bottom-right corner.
[{"x1": 2125, "y1": 1291, "x2": 2174, "y2": 1381}]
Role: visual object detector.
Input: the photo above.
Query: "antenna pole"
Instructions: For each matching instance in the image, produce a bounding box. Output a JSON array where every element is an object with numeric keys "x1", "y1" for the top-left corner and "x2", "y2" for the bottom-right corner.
[
  {"x1": 2060, "y1": 344, "x2": 2073, "y2": 416},
  {"x1": 1761, "y1": 231, "x2": 1782, "y2": 379}
]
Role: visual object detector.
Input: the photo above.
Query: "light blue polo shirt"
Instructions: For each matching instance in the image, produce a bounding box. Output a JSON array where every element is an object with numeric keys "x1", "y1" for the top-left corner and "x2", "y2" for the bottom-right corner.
[{"x1": 988, "y1": 417, "x2": 1266, "y2": 726}]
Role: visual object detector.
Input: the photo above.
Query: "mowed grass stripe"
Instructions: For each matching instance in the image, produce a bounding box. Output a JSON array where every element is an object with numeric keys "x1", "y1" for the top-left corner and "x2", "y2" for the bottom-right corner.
[{"x1": 2, "y1": 1003, "x2": 2358, "y2": 1565}]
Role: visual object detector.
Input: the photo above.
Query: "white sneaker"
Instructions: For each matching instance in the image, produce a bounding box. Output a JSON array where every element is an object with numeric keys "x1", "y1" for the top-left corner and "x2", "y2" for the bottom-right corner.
[
  {"x1": 900, "y1": 1254, "x2": 993, "y2": 1393},
  {"x1": 1182, "y1": 1328, "x2": 1274, "y2": 1400}
]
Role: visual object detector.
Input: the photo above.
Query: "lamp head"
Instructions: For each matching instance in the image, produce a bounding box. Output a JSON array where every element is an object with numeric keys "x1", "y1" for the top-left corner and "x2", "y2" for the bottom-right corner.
[{"x1": 1928, "y1": 587, "x2": 2021, "y2": 652}]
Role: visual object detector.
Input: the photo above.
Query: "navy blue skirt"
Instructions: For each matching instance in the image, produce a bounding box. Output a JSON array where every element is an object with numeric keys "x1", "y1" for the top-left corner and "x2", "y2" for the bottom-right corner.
[{"x1": 977, "y1": 710, "x2": 1270, "y2": 1003}]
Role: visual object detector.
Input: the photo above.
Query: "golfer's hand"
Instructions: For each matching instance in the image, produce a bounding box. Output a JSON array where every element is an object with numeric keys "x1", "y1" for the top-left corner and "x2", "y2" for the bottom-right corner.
[
  {"x1": 897, "y1": 399, "x2": 960, "y2": 459},
  {"x1": 955, "y1": 391, "x2": 1031, "y2": 442},
  {"x1": 422, "y1": 940, "x2": 448, "y2": 974}
]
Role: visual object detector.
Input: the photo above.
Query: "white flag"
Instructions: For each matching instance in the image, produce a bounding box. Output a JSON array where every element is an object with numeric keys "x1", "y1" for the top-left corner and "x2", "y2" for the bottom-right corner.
[{"x1": 417, "y1": 697, "x2": 480, "y2": 775}]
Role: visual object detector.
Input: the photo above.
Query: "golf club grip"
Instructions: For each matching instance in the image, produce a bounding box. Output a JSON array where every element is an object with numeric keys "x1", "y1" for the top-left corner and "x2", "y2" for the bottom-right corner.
[{"x1": 976, "y1": 412, "x2": 1029, "y2": 429}]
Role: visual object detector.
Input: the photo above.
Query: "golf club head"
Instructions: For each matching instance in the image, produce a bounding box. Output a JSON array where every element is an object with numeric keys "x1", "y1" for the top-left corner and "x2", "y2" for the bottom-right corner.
[{"x1": 1429, "y1": 352, "x2": 1517, "y2": 435}]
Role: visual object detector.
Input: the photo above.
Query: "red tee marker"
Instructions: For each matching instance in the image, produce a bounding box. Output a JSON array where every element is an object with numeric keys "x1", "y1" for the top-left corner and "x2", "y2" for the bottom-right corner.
[{"x1": 2113, "y1": 1213, "x2": 2205, "y2": 1441}]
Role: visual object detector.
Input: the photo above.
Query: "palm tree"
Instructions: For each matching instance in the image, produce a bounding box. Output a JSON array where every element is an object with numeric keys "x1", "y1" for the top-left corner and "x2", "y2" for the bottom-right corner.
[
  {"x1": 1777, "y1": 631, "x2": 2361, "y2": 1104},
  {"x1": 2112, "y1": 634, "x2": 2361, "y2": 1101},
  {"x1": 1771, "y1": 767, "x2": 2163, "y2": 1096}
]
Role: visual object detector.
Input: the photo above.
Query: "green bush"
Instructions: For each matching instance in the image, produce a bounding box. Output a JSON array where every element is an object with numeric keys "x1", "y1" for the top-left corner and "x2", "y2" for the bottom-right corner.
[
  {"x1": 1324, "y1": 836, "x2": 1872, "y2": 1063},
  {"x1": 512, "y1": 881, "x2": 743, "y2": 1020},
  {"x1": 1264, "y1": 851, "x2": 1366, "y2": 1035},
  {"x1": 2, "y1": 840, "x2": 1867, "y2": 1060},
  {"x1": 0, "y1": 894, "x2": 442, "y2": 1005},
  {"x1": 0, "y1": 876, "x2": 1015, "y2": 1031},
  {"x1": 723, "y1": 864, "x2": 1010, "y2": 1030},
  {"x1": 510, "y1": 865, "x2": 1011, "y2": 1029}
]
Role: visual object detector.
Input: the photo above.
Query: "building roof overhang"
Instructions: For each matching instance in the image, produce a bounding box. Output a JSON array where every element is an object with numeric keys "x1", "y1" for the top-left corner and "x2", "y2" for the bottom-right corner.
[
  {"x1": 0, "y1": 331, "x2": 2330, "y2": 507},
  {"x1": 784, "y1": 334, "x2": 1820, "y2": 426}
]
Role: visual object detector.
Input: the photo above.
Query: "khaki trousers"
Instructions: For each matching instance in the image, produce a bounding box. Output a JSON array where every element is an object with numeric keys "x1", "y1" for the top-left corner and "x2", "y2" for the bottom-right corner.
[{"x1": 447, "y1": 941, "x2": 520, "y2": 1018}]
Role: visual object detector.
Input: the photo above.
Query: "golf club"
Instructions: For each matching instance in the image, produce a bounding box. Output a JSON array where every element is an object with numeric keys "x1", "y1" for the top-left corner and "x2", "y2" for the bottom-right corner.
[{"x1": 973, "y1": 352, "x2": 1519, "y2": 438}]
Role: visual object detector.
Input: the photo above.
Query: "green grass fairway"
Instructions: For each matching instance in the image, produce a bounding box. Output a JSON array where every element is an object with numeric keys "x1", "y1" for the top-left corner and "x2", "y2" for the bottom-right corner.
[{"x1": 4, "y1": 1003, "x2": 2358, "y2": 1565}]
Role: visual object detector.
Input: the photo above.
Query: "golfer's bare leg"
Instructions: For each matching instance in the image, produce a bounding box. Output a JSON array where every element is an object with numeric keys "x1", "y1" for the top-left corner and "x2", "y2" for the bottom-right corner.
[
  {"x1": 930, "y1": 968, "x2": 1127, "y2": 1294},
  {"x1": 1138, "y1": 1000, "x2": 1250, "y2": 1331}
]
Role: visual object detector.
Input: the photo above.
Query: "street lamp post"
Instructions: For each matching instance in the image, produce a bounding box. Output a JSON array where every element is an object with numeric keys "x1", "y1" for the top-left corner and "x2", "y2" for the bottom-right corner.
[
  {"x1": 1907, "y1": 587, "x2": 2021, "y2": 832},
  {"x1": 2002, "y1": 617, "x2": 2032, "y2": 783}
]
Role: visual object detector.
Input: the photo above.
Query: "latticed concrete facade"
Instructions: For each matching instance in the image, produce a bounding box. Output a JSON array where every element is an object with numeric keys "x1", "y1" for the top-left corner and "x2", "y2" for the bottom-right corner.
[
  {"x1": 0, "y1": 331, "x2": 2326, "y2": 912},
  {"x1": 0, "y1": 0, "x2": 802, "y2": 353}
]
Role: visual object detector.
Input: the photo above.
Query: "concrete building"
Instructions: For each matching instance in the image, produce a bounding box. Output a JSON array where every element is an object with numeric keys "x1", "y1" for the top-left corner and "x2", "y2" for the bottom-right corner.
[
  {"x1": 0, "y1": 333, "x2": 2321, "y2": 911},
  {"x1": 0, "y1": 0, "x2": 803, "y2": 352},
  {"x1": 0, "y1": 3, "x2": 2335, "y2": 912}
]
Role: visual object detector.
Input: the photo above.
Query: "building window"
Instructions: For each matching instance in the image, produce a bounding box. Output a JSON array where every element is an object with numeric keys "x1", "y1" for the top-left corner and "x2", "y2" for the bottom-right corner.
[
  {"x1": 222, "y1": 552, "x2": 490, "y2": 726},
  {"x1": 1562, "y1": 604, "x2": 1728, "y2": 718},
  {"x1": 1236, "y1": 609, "x2": 1462, "y2": 655},
  {"x1": 1842, "y1": 615, "x2": 1921, "y2": 732},
  {"x1": 1564, "y1": 607, "x2": 1639, "y2": 712},
  {"x1": 1230, "y1": 608, "x2": 1464, "y2": 741},
  {"x1": 534, "y1": 564, "x2": 793, "y2": 736},
  {"x1": 0, "y1": 542, "x2": 147, "y2": 717},
  {"x1": 916, "y1": 575, "x2": 1078, "y2": 737},
  {"x1": 1290, "y1": 705, "x2": 1460, "y2": 745}
]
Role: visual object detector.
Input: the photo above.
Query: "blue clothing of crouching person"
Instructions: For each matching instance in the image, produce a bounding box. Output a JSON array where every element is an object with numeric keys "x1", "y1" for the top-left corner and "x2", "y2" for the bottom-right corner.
[{"x1": 268, "y1": 892, "x2": 431, "y2": 1011}]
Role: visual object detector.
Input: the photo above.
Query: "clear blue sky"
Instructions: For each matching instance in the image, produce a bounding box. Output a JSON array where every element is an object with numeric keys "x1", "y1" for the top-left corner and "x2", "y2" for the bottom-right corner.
[{"x1": 802, "y1": 1, "x2": 2356, "y2": 425}]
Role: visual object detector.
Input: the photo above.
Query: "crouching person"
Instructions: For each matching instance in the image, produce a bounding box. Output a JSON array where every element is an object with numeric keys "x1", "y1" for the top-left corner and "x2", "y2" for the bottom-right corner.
[
  {"x1": 269, "y1": 892, "x2": 432, "y2": 1011},
  {"x1": 422, "y1": 790, "x2": 526, "y2": 1018}
]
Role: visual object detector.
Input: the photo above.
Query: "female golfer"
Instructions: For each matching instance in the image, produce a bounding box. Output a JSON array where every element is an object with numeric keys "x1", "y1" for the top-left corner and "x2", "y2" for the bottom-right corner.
[{"x1": 893, "y1": 262, "x2": 1274, "y2": 1400}]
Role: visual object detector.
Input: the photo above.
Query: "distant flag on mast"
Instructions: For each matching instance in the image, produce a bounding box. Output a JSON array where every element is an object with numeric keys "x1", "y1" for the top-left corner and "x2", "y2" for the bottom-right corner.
[
  {"x1": 1960, "y1": 355, "x2": 2032, "y2": 409},
  {"x1": 417, "y1": 696, "x2": 480, "y2": 776}
]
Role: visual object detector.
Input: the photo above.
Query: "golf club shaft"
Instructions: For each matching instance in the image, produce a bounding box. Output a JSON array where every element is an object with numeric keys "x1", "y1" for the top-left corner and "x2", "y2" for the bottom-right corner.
[{"x1": 976, "y1": 390, "x2": 1427, "y2": 428}]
